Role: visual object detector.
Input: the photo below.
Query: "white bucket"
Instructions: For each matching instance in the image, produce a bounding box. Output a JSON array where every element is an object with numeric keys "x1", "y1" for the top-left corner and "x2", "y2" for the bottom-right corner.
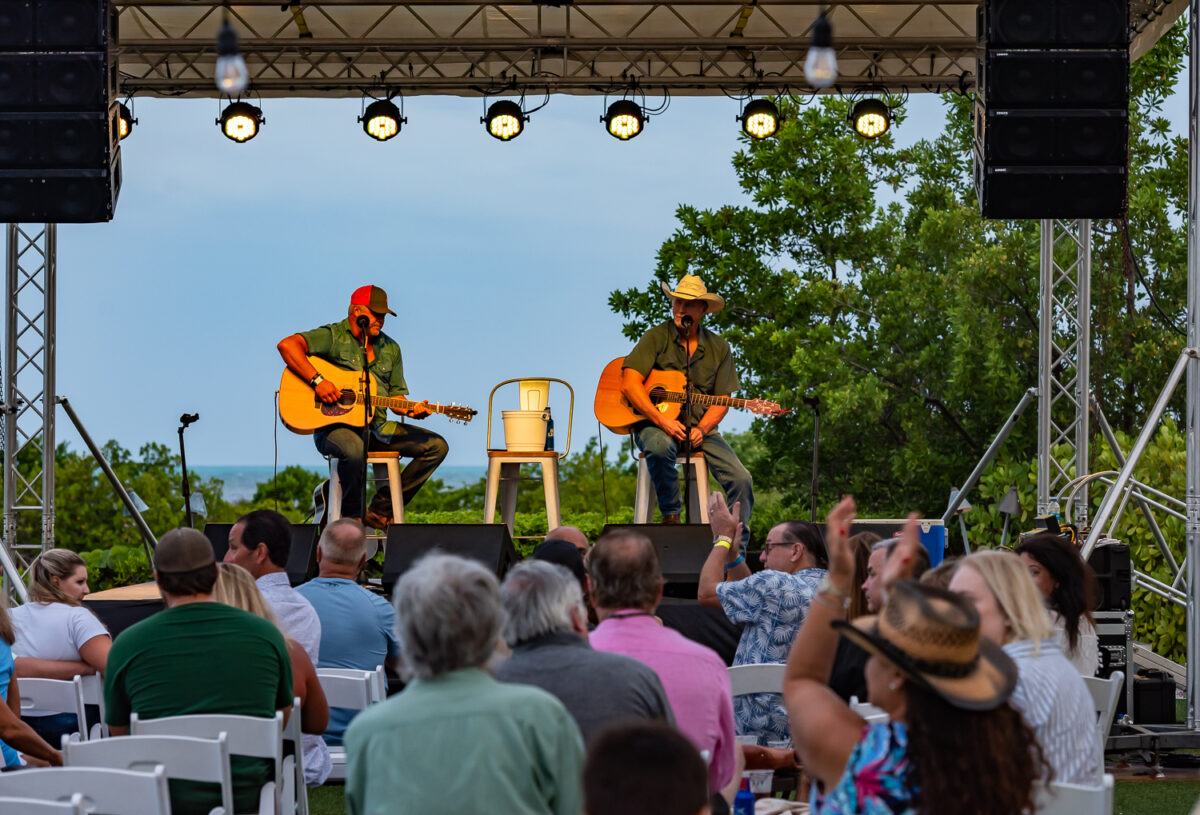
[
  {"x1": 502, "y1": 409, "x2": 549, "y2": 451},
  {"x1": 518, "y1": 379, "x2": 550, "y2": 411}
]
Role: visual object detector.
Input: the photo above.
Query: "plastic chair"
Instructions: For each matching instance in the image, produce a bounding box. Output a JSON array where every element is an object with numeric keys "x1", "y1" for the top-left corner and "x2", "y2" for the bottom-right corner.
[
  {"x1": 280, "y1": 697, "x2": 307, "y2": 815},
  {"x1": 1034, "y1": 773, "x2": 1114, "y2": 815},
  {"x1": 74, "y1": 673, "x2": 107, "y2": 740},
  {"x1": 1084, "y1": 671, "x2": 1123, "y2": 745},
  {"x1": 727, "y1": 663, "x2": 786, "y2": 697},
  {"x1": 0, "y1": 794, "x2": 86, "y2": 814},
  {"x1": 849, "y1": 696, "x2": 890, "y2": 724},
  {"x1": 63, "y1": 733, "x2": 234, "y2": 815},
  {"x1": 131, "y1": 710, "x2": 284, "y2": 815},
  {"x1": 18, "y1": 677, "x2": 84, "y2": 743},
  {"x1": 316, "y1": 669, "x2": 382, "y2": 783},
  {"x1": 318, "y1": 666, "x2": 386, "y2": 703},
  {"x1": 0, "y1": 766, "x2": 171, "y2": 815}
]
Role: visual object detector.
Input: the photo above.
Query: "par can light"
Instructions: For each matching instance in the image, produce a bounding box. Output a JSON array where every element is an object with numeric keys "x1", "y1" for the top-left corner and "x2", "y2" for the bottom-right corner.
[
  {"x1": 218, "y1": 101, "x2": 264, "y2": 143},
  {"x1": 483, "y1": 100, "x2": 526, "y2": 141},
  {"x1": 117, "y1": 102, "x2": 136, "y2": 140},
  {"x1": 603, "y1": 99, "x2": 645, "y2": 140},
  {"x1": 851, "y1": 98, "x2": 890, "y2": 139},
  {"x1": 361, "y1": 99, "x2": 405, "y2": 141},
  {"x1": 739, "y1": 98, "x2": 780, "y2": 140}
]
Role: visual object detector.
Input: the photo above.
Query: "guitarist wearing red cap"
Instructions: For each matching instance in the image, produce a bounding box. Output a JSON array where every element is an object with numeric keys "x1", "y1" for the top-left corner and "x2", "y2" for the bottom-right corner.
[{"x1": 278, "y1": 284, "x2": 448, "y2": 528}]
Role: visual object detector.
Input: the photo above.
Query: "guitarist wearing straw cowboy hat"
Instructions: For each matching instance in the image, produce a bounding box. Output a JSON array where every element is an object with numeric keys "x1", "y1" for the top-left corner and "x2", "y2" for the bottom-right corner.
[{"x1": 621, "y1": 274, "x2": 756, "y2": 545}]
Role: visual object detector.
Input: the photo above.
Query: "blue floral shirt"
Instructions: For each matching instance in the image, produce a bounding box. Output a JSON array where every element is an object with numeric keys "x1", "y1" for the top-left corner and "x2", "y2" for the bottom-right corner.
[
  {"x1": 812, "y1": 722, "x2": 915, "y2": 815},
  {"x1": 715, "y1": 567, "x2": 825, "y2": 742}
]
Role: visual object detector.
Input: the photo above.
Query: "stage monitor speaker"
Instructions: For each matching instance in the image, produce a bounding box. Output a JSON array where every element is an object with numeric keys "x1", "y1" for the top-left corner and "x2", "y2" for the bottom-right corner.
[
  {"x1": 980, "y1": 0, "x2": 1128, "y2": 49},
  {"x1": 599, "y1": 524, "x2": 714, "y2": 597},
  {"x1": 382, "y1": 524, "x2": 518, "y2": 596},
  {"x1": 1088, "y1": 541, "x2": 1132, "y2": 611},
  {"x1": 201, "y1": 521, "x2": 321, "y2": 587}
]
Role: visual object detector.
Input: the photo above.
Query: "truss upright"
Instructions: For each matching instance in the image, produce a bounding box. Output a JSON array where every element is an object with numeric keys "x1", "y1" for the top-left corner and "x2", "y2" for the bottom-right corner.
[
  {"x1": 1037, "y1": 219, "x2": 1092, "y2": 523},
  {"x1": 2, "y1": 225, "x2": 56, "y2": 587}
]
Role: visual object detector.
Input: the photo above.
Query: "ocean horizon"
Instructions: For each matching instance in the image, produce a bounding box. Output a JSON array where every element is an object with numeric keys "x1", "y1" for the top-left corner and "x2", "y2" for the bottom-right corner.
[{"x1": 191, "y1": 464, "x2": 486, "y2": 503}]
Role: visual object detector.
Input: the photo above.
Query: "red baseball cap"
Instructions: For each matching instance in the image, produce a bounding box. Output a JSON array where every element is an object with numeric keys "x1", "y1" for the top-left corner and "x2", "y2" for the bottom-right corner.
[{"x1": 350, "y1": 285, "x2": 397, "y2": 316}]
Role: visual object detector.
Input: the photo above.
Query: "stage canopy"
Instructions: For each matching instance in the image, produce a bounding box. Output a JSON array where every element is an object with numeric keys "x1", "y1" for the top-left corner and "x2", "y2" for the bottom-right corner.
[{"x1": 116, "y1": 0, "x2": 1187, "y2": 98}]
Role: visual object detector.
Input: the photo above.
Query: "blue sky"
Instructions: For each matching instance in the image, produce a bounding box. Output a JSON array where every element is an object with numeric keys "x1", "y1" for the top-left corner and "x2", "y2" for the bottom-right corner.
[{"x1": 50, "y1": 78, "x2": 1188, "y2": 468}]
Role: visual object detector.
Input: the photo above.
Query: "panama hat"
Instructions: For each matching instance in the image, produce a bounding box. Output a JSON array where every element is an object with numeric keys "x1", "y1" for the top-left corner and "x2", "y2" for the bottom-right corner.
[
  {"x1": 660, "y1": 275, "x2": 725, "y2": 315},
  {"x1": 833, "y1": 580, "x2": 1018, "y2": 711}
]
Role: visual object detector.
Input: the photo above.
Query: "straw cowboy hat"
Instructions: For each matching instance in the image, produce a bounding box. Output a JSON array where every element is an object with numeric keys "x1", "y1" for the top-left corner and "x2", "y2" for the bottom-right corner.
[
  {"x1": 833, "y1": 581, "x2": 1018, "y2": 711},
  {"x1": 660, "y1": 275, "x2": 725, "y2": 315}
]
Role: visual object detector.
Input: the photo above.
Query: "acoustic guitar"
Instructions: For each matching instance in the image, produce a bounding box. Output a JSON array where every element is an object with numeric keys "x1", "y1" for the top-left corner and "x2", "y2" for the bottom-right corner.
[
  {"x1": 278, "y1": 356, "x2": 477, "y2": 434},
  {"x1": 593, "y1": 356, "x2": 788, "y2": 434}
]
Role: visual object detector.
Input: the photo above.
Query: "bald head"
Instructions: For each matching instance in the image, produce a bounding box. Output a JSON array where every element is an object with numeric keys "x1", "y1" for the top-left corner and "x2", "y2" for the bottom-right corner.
[
  {"x1": 588, "y1": 531, "x2": 662, "y2": 612},
  {"x1": 546, "y1": 526, "x2": 590, "y2": 556},
  {"x1": 318, "y1": 518, "x2": 368, "y2": 570}
]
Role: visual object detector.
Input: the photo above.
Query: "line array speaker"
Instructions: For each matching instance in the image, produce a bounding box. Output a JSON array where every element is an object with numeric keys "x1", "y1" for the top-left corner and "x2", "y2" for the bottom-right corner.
[
  {"x1": 974, "y1": 0, "x2": 1129, "y2": 219},
  {"x1": 0, "y1": 0, "x2": 121, "y2": 223}
]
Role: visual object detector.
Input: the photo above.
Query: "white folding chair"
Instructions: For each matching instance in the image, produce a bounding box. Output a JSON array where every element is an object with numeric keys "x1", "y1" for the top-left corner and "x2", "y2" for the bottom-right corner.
[
  {"x1": 316, "y1": 669, "x2": 380, "y2": 782},
  {"x1": 64, "y1": 733, "x2": 234, "y2": 815},
  {"x1": 131, "y1": 711, "x2": 285, "y2": 815},
  {"x1": 280, "y1": 697, "x2": 308, "y2": 815},
  {"x1": 18, "y1": 678, "x2": 85, "y2": 743},
  {"x1": 727, "y1": 663, "x2": 786, "y2": 697},
  {"x1": 0, "y1": 793, "x2": 86, "y2": 814},
  {"x1": 848, "y1": 695, "x2": 889, "y2": 724},
  {"x1": 1083, "y1": 671, "x2": 1123, "y2": 746},
  {"x1": 0, "y1": 766, "x2": 171, "y2": 815},
  {"x1": 74, "y1": 673, "x2": 108, "y2": 740},
  {"x1": 1034, "y1": 773, "x2": 1114, "y2": 815}
]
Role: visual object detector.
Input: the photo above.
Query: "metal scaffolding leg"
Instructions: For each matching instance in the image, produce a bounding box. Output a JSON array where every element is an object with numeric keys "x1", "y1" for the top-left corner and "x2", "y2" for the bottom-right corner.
[
  {"x1": 1037, "y1": 219, "x2": 1092, "y2": 522},
  {"x1": 1, "y1": 224, "x2": 56, "y2": 595},
  {"x1": 1189, "y1": 0, "x2": 1200, "y2": 732}
]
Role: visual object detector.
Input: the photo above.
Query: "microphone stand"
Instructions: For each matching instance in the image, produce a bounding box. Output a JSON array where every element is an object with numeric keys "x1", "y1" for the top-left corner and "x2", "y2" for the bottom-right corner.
[
  {"x1": 804, "y1": 395, "x2": 821, "y2": 521},
  {"x1": 178, "y1": 413, "x2": 199, "y2": 528},
  {"x1": 681, "y1": 317, "x2": 695, "y2": 525},
  {"x1": 357, "y1": 316, "x2": 372, "y2": 523}
]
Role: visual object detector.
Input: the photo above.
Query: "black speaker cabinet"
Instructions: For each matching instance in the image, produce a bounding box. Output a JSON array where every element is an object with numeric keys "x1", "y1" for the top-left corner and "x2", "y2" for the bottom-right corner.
[
  {"x1": 382, "y1": 524, "x2": 518, "y2": 596},
  {"x1": 599, "y1": 524, "x2": 714, "y2": 597},
  {"x1": 975, "y1": 107, "x2": 1128, "y2": 166},
  {"x1": 980, "y1": 50, "x2": 1129, "y2": 111},
  {"x1": 200, "y1": 521, "x2": 321, "y2": 587},
  {"x1": 1088, "y1": 542, "x2": 1132, "y2": 611},
  {"x1": 0, "y1": 153, "x2": 121, "y2": 223},
  {"x1": 0, "y1": 0, "x2": 114, "y2": 50},
  {"x1": 980, "y1": 0, "x2": 1128, "y2": 48}
]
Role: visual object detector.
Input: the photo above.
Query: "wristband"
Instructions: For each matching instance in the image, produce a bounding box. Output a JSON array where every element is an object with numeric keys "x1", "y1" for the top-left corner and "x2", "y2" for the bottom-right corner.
[
  {"x1": 713, "y1": 536, "x2": 733, "y2": 551},
  {"x1": 724, "y1": 553, "x2": 745, "y2": 571}
]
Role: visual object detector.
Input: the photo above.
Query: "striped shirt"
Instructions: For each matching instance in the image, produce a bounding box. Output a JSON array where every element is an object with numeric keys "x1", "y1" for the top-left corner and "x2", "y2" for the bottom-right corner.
[{"x1": 1004, "y1": 639, "x2": 1101, "y2": 785}]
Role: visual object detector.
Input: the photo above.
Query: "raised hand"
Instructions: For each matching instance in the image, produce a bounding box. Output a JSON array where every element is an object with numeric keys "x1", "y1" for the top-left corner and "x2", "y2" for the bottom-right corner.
[
  {"x1": 824, "y1": 495, "x2": 858, "y2": 586},
  {"x1": 708, "y1": 492, "x2": 743, "y2": 554},
  {"x1": 881, "y1": 513, "x2": 923, "y2": 589}
]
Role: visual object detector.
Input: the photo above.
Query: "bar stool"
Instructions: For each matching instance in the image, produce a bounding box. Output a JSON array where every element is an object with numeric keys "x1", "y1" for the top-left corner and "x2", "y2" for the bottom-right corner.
[
  {"x1": 482, "y1": 378, "x2": 574, "y2": 535},
  {"x1": 328, "y1": 451, "x2": 405, "y2": 530},
  {"x1": 633, "y1": 451, "x2": 710, "y2": 523}
]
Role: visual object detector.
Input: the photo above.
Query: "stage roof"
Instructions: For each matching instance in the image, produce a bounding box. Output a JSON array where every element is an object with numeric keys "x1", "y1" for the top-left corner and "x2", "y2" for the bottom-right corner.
[{"x1": 116, "y1": 0, "x2": 1187, "y2": 98}]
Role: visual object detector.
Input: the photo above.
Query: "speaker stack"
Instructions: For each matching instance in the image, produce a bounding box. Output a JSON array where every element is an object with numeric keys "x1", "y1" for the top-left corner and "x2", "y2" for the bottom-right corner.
[
  {"x1": 0, "y1": 0, "x2": 122, "y2": 223},
  {"x1": 974, "y1": 0, "x2": 1130, "y2": 219}
]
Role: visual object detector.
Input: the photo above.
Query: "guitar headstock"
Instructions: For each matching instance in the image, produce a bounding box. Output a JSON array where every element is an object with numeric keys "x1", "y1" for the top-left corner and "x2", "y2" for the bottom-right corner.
[
  {"x1": 443, "y1": 403, "x2": 479, "y2": 424},
  {"x1": 747, "y1": 399, "x2": 790, "y2": 418}
]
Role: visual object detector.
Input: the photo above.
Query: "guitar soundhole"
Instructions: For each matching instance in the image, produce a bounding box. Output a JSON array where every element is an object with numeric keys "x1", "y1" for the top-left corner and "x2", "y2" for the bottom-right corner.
[{"x1": 647, "y1": 387, "x2": 666, "y2": 405}]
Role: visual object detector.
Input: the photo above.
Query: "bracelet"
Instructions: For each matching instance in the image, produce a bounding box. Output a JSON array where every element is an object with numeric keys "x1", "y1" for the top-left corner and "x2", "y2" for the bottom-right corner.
[
  {"x1": 713, "y1": 536, "x2": 733, "y2": 550},
  {"x1": 724, "y1": 553, "x2": 745, "y2": 571},
  {"x1": 814, "y1": 591, "x2": 849, "y2": 613}
]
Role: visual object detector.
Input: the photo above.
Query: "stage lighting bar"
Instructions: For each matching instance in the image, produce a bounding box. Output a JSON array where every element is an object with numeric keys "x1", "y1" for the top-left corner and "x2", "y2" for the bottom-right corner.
[
  {"x1": 739, "y1": 99, "x2": 780, "y2": 140},
  {"x1": 483, "y1": 100, "x2": 526, "y2": 141},
  {"x1": 218, "y1": 101, "x2": 264, "y2": 143},
  {"x1": 361, "y1": 99, "x2": 405, "y2": 141},
  {"x1": 604, "y1": 100, "x2": 645, "y2": 140},
  {"x1": 851, "y1": 98, "x2": 890, "y2": 139}
]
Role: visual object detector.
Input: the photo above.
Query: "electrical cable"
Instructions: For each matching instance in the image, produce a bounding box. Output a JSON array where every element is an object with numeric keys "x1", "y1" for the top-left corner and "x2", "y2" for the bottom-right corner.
[{"x1": 1122, "y1": 217, "x2": 1186, "y2": 338}]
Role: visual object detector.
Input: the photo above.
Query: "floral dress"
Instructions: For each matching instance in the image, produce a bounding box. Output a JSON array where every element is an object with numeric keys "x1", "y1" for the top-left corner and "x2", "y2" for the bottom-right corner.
[{"x1": 811, "y1": 722, "x2": 915, "y2": 815}]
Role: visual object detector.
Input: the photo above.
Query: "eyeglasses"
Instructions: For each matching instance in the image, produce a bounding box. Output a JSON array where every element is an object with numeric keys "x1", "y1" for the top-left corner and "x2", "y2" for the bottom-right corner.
[{"x1": 761, "y1": 541, "x2": 798, "y2": 553}]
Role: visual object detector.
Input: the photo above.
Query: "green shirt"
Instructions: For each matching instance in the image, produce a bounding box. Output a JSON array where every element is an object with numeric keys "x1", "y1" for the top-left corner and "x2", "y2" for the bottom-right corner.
[
  {"x1": 300, "y1": 320, "x2": 408, "y2": 431},
  {"x1": 104, "y1": 602, "x2": 294, "y2": 815},
  {"x1": 344, "y1": 668, "x2": 584, "y2": 815},
  {"x1": 623, "y1": 318, "x2": 740, "y2": 425}
]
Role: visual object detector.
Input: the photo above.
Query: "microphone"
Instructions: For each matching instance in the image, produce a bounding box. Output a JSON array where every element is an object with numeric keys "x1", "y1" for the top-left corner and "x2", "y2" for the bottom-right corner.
[
  {"x1": 180, "y1": 413, "x2": 199, "y2": 427},
  {"x1": 356, "y1": 315, "x2": 371, "y2": 332},
  {"x1": 680, "y1": 315, "x2": 694, "y2": 333}
]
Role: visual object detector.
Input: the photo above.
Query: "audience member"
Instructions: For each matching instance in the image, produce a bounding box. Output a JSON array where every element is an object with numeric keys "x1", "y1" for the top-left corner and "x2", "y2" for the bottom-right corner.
[
  {"x1": 827, "y1": 531, "x2": 878, "y2": 703},
  {"x1": 863, "y1": 536, "x2": 932, "y2": 613},
  {"x1": 297, "y1": 519, "x2": 399, "y2": 745},
  {"x1": 1015, "y1": 533, "x2": 1100, "y2": 675},
  {"x1": 223, "y1": 509, "x2": 321, "y2": 662},
  {"x1": 12, "y1": 549, "x2": 111, "y2": 744},
  {"x1": 584, "y1": 723, "x2": 711, "y2": 815},
  {"x1": 589, "y1": 530, "x2": 735, "y2": 794},
  {"x1": 546, "y1": 525, "x2": 590, "y2": 557},
  {"x1": 344, "y1": 554, "x2": 584, "y2": 815},
  {"x1": 532, "y1": 538, "x2": 590, "y2": 604},
  {"x1": 214, "y1": 562, "x2": 331, "y2": 786},
  {"x1": 698, "y1": 494, "x2": 826, "y2": 742},
  {"x1": 105, "y1": 528, "x2": 293, "y2": 815},
  {"x1": 0, "y1": 600, "x2": 62, "y2": 769},
  {"x1": 784, "y1": 498, "x2": 1047, "y2": 815},
  {"x1": 495, "y1": 560, "x2": 673, "y2": 742},
  {"x1": 950, "y1": 549, "x2": 1100, "y2": 784},
  {"x1": 921, "y1": 557, "x2": 960, "y2": 590}
]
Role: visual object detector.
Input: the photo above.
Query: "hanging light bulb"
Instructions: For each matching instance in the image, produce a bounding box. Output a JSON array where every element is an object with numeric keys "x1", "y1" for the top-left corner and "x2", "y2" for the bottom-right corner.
[
  {"x1": 217, "y1": 101, "x2": 263, "y2": 143},
  {"x1": 804, "y1": 10, "x2": 837, "y2": 89},
  {"x1": 360, "y1": 99, "x2": 405, "y2": 141},
  {"x1": 215, "y1": 17, "x2": 249, "y2": 96},
  {"x1": 739, "y1": 98, "x2": 780, "y2": 140},
  {"x1": 482, "y1": 100, "x2": 526, "y2": 141},
  {"x1": 603, "y1": 99, "x2": 645, "y2": 140},
  {"x1": 851, "y1": 98, "x2": 890, "y2": 138},
  {"x1": 117, "y1": 102, "x2": 137, "y2": 140}
]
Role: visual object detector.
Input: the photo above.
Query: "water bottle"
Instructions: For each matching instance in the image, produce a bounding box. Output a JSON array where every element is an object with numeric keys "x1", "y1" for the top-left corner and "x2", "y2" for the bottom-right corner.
[
  {"x1": 544, "y1": 407, "x2": 555, "y2": 451},
  {"x1": 733, "y1": 778, "x2": 754, "y2": 815}
]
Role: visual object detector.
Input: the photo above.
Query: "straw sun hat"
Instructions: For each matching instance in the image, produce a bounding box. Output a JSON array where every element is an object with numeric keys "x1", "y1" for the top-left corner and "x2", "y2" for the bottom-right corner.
[
  {"x1": 833, "y1": 580, "x2": 1019, "y2": 711},
  {"x1": 660, "y1": 275, "x2": 725, "y2": 315}
]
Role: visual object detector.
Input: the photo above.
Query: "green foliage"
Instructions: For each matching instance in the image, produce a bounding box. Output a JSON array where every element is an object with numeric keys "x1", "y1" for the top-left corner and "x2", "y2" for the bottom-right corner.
[
  {"x1": 79, "y1": 544, "x2": 154, "y2": 591},
  {"x1": 249, "y1": 465, "x2": 324, "y2": 516}
]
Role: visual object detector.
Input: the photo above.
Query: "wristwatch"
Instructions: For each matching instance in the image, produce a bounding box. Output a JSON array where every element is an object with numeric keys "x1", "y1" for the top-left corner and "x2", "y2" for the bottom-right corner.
[
  {"x1": 309, "y1": 373, "x2": 325, "y2": 388},
  {"x1": 816, "y1": 574, "x2": 851, "y2": 611}
]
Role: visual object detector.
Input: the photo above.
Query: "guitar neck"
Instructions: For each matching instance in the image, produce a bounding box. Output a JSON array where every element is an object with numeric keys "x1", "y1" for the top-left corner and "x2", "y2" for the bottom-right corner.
[
  {"x1": 660, "y1": 391, "x2": 753, "y2": 410},
  {"x1": 370, "y1": 394, "x2": 451, "y2": 416}
]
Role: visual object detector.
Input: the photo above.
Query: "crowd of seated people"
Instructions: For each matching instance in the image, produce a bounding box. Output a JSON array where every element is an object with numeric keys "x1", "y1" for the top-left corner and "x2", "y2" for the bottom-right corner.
[{"x1": 0, "y1": 496, "x2": 1116, "y2": 815}]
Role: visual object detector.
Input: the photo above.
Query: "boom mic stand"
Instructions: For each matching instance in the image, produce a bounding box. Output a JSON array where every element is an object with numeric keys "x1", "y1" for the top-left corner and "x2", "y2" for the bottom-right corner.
[
  {"x1": 804, "y1": 394, "x2": 820, "y2": 521},
  {"x1": 681, "y1": 316, "x2": 695, "y2": 524},
  {"x1": 178, "y1": 412, "x2": 199, "y2": 528},
  {"x1": 357, "y1": 315, "x2": 372, "y2": 523}
]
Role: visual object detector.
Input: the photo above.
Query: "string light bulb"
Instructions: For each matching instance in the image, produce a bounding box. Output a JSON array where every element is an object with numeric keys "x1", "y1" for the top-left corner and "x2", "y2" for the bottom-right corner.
[
  {"x1": 214, "y1": 17, "x2": 249, "y2": 96},
  {"x1": 804, "y1": 10, "x2": 837, "y2": 89}
]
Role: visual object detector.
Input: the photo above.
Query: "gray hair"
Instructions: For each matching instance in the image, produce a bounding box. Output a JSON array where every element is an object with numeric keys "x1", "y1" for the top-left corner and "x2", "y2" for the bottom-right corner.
[
  {"x1": 318, "y1": 518, "x2": 367, "y2": 565},
  {"x1": 392, "y1": 553, "x2": 503, "y2": 679},
  {"x1": 500, "y1": 560, "x2": 586, "y2": 647}
]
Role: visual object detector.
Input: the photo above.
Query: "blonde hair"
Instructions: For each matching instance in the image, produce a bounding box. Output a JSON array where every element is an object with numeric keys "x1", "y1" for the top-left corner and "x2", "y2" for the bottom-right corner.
[
  {"x1": 28, "y1": 549, "x2": 87, "y2": 606},
  {"x1": 960, "y1": 549, "x2": 1052, "y2": 644},
  {"x1": 213, "y1": 562, "x2": 280, "y2": 627}
]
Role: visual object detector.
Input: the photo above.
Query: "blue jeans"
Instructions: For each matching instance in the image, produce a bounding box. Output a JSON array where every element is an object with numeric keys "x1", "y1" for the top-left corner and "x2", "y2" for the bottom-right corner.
[
  {"x1": 315, "y1": 423, "x2": 448, "y2": 518},
  {"x1": 634, "y1": 424, "x2": 753, "y2": 545}
]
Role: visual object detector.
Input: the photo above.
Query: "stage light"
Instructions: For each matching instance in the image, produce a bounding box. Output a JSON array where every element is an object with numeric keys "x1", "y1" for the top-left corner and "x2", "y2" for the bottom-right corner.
[
  {"x1": 360, "y1": 99, "x2": 405, "y2": 141},
  {"x1": 117, "y1": 102, "x2": 137, "y2": 141},
  {"x1": 739, "y1": 98, "x2": 780, "y2": 140},
  {"x1": 604, "y1": 100, "x2": 645, "y2": 140},
  {"x1": 215, "y1": 17, "x2": 249, "y2": 96},
  {"x1": 851, "y1": 98, "x2": 890, "y2": 138},
  {"x1": 804, "y1": 10, "x2": 837, "y2": 89},
  {"x1": 482, "y1": 100, "x2": 526, "y2": 141},
  {"x1": 217, "y1": 101, "x2": 263, "y2": 143}
]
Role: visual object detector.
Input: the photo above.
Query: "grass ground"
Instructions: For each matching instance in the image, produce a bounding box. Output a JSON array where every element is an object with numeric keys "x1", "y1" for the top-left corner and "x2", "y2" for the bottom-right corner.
[{"x1": 307, "y1": 780, "x2": 1200, "y2": 814}]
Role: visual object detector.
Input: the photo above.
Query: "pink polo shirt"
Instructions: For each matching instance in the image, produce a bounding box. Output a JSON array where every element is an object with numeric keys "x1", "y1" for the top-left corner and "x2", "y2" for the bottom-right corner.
[{"x1": 590, "y1": 611, "x2": 735, "y2": 792}]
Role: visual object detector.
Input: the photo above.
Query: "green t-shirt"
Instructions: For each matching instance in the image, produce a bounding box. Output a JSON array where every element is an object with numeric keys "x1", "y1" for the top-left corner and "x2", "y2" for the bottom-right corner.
[
  {"x1": 623, "y1": 318, "x2": 740, "y2": 425},
  {"x1": 300, "y1": 320, "x2": 408, "y2": 431},
  {"x1": 104, "y1": 602, "x2": 293, "y2": 815}
]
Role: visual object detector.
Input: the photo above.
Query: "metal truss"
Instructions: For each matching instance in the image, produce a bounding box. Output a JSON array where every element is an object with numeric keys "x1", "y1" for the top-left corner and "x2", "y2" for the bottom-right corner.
[
  {"x1": 1, "y1": 225, "x2": 56, "y2": 599},
  {"x1": 114, "y1": 0, "x2": 1181, "y2": 98},
  {"x1": 1037, "y1": 219, "x2": 1091, "y2": 523}
]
